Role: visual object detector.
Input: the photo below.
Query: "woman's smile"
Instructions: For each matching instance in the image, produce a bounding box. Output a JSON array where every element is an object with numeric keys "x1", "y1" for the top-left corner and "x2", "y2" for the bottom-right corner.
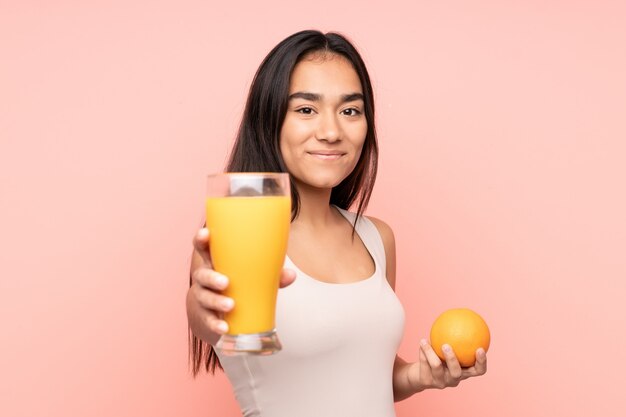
[{"x1": 306, "y1": 150, "x2": 347, "y2": 161}]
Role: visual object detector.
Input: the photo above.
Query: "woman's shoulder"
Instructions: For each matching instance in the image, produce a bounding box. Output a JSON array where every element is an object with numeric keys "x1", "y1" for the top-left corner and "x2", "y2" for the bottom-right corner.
[
  {"x1": 333, "y1": 206, "x2": 395, "y2": 247},
  {"x1": 365, "y1": 214, "x2": 397, "y2": 289},
  {"x1": 364, "y1": 215, "x2": 395, "y2": 248}
]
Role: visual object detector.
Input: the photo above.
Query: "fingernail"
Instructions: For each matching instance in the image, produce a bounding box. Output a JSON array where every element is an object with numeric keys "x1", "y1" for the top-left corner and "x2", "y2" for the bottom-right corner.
[
  {"x1": 420, "y1": 339, "x2": 428, "y2": 346},
  {"x1": 477, "y1": 348, "x2": 486, "y2": 357},
  {"x1": 199, "y1": 228, "x2": 209, "y2": 238},
  {"x1": 215, "y1": 274, "x2": 229, "y2": 288},
  {"x1": 217, "y1": 321, "x2": 228, "y2": 334},
  {"x1": 442, "y1": 344, "x2": 452, "y2": 353},
  {"x1": 221, "y1": 298, "x2": 234, "y2": 310}
]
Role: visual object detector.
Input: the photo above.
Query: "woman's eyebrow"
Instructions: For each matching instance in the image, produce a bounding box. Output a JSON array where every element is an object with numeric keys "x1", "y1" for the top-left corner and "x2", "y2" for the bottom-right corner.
[
  {"x1": 288, "y1": 92, "x2": 364, "y2": 102},
  {"x1": 341, "y1": 93, "x2": 364, "y2": 103},
  {"x1": 288, "y1": 92, "x2": 321, "y2": 101}
]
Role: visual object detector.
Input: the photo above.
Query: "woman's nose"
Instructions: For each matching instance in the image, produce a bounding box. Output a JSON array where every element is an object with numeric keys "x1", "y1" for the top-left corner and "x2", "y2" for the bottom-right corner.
[{"x1": 315, "y1": 112, "x2": 341, "y2": 142}]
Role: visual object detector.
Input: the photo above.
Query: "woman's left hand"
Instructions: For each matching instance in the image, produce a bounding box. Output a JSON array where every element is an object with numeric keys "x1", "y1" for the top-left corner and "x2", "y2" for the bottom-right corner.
[{"x1": 407, "y1": 339, "x2": 488, "y2": 391}]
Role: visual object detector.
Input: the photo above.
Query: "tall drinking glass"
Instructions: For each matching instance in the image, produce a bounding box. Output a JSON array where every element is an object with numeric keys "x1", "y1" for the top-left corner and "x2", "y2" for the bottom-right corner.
[{"x1": 206, "y1": 173, "x2": 291, "y2": 355}]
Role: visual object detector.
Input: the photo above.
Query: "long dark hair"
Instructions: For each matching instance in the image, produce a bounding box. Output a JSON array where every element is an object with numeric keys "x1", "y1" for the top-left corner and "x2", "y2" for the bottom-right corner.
[{"x1": 190, "y1": 30, "x2": 378, "y2": 376}]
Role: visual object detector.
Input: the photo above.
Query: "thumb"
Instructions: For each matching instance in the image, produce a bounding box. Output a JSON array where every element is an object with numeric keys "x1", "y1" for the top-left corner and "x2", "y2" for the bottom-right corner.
[
  {"x1": 192, "y1": 227, "x2": 212, "y2": 266},
  {"x1": 279, "y1": 268, "x2": 296, "y2": 288}
]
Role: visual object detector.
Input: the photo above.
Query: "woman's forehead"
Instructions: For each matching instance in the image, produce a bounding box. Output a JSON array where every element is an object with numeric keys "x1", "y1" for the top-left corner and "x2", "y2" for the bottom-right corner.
[{"x1": 289, "y1": 53, "x2": 362, "y2": 94}]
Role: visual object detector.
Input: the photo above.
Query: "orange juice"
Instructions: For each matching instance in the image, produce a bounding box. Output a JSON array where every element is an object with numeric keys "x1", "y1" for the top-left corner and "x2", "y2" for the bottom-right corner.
[{"x1": 206, "y1": 195, "x2": 290, "y2": 334}]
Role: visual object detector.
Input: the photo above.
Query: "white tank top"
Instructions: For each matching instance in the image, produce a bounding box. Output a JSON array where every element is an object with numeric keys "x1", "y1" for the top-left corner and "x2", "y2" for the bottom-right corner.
[{"x1": 217, "y1": 207, "x2": 406, "y2": 417}]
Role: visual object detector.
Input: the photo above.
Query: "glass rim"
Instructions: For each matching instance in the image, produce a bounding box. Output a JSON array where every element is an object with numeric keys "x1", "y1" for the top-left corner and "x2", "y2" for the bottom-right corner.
[{"x1": 207, "y1": 172, "x2": 290, "y2": 179}]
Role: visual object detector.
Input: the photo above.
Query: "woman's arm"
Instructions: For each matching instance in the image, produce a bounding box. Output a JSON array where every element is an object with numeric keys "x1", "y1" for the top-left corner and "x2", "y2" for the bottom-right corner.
[
  {"x1": 367, "y1": 216, "x2": 415, "y2": 400},
  {"x1": 367, "y1": 216, "x2": 487, "y2": 402}
]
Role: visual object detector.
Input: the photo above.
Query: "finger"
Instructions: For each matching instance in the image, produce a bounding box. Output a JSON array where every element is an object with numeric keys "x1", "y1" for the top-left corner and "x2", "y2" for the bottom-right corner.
[
  {"x1": 279, "y1": 268, "x2": 296, "y2": 288},
  {"x1": 461, "y1": 349, "x2": 488, "y2": 379},
  {"x1": 441, "y1": 344, "x2": 463, "y2": 379},
  {"x1": 193, "y1": 228, "x2": 212, "y2": 266},
  {"x1": 192, "y1": 267, "x2": 229, "y2": 291},
  {"x1": 420, "y1": 339, "x2": 445, "y2": 379},
  {"x1": 418, "y1": 344, "x2": 428, "y2": 364},
  {"x1": 194, "y1": 285, "x2": 235, "y2": 313},
  {"x1": 203, "y1": 313, "x2": 229, "y2": 335},
  {"x1": 474, "y1": 348, "x2": 488, "y2": 375},
  {"x1": 420, "y1": 340, "x2": 443, "y2": 367}
]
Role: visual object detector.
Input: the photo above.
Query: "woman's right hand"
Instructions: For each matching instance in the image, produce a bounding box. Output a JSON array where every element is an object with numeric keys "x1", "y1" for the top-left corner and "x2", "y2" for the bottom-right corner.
[{"x1": 186, "y1": 227, "x2": 296, "y2": 346}]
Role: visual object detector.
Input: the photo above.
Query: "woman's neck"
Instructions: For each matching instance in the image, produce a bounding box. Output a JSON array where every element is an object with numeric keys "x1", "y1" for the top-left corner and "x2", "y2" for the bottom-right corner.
[{"x1": 291, "y1": 182, "x2": 337, "y2": 229}]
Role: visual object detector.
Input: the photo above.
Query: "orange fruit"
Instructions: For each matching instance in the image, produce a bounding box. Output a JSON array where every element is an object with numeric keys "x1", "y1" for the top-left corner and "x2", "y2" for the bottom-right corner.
[{"x1": 429, "y1": 308, "x2": 490, "y2": 367}]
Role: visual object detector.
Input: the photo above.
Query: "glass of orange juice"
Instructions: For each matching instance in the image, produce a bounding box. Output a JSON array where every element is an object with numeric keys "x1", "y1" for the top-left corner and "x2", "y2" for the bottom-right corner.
[{"x1": 206, "y1": 172, "x2": 291, "y2": 355}]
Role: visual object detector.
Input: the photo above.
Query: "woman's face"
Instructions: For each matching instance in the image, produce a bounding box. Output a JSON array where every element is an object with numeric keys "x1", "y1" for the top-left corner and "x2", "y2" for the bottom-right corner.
[{"x1": 280, "y1": 52, "x2": 368, "y2": 191}]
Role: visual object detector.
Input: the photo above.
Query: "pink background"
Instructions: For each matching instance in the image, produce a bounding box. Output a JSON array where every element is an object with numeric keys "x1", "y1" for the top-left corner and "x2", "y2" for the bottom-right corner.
[{"x1": 2, "y1": 1, "x2": 625, "y2": 416}]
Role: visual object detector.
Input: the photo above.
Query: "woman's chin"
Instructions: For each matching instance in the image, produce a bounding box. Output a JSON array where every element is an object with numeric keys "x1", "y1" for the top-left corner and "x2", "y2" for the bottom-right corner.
[{"x1": 296, "y1": 176, "x2": 345, "y2": 191}]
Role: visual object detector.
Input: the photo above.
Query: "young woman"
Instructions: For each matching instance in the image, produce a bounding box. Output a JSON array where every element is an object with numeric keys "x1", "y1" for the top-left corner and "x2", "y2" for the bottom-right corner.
[{"x1": 187, "y1": 30, "x2": 487, "y2": 416}]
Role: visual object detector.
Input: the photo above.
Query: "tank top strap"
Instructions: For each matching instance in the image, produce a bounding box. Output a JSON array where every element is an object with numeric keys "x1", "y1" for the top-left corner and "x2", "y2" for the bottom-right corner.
[{"x1": 334, "y1": 206, "x2": 387, "y2": 276}]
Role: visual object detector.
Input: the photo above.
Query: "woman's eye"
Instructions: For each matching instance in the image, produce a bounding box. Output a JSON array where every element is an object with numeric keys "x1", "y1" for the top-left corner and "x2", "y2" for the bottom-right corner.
[
  {"x1": 297, "y1": 107, "x2": 314, "y2": 115},
  {"x1": 342, "y1": 108, "x2": 362, "y2": 116}
]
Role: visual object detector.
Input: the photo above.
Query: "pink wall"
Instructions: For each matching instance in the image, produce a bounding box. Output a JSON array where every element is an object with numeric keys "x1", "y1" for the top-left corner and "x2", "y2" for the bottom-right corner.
[{"x1": 2, "y1": 1, "x2": 625, "y2": 416}]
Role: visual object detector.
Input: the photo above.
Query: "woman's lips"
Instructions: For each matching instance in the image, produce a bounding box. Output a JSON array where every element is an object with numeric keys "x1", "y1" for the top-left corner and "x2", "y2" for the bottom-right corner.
[{"x1": 307, "y1": 151, "x2": 346, "y2": 160}]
